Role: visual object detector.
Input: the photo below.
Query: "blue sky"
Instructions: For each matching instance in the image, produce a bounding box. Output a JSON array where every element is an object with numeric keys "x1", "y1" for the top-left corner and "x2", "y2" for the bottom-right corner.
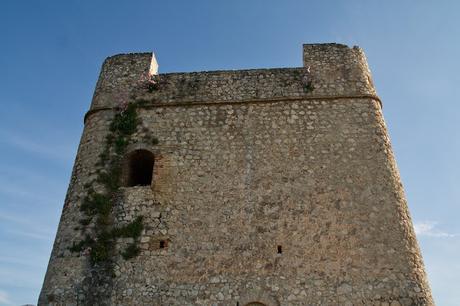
[{"x1": 0, "y1": 1, "x2": 459, "y2": 305}]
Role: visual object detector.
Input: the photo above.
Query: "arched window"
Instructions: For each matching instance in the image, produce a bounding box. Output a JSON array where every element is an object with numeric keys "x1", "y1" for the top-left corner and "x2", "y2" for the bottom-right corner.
[{"x1": 124, "y1": 149, "x2": 155, "y2": 187}]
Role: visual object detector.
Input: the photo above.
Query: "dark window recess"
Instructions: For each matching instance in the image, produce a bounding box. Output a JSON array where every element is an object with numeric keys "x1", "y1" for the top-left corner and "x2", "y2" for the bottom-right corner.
[
  {"x1": 277, "y1": 245, "x2": 282, "y2": 254},
  {"x1": 159, "y1": 240, "x2": 167, "y2": 249},
  {"x1": 126, "y1": 150, "x2": 155, "y2": 187}
]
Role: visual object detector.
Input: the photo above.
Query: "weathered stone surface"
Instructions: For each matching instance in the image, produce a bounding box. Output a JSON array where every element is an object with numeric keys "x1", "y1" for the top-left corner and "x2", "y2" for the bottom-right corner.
[{"x1": 38, "y1": 43, "x2": 434, "y2": 305}]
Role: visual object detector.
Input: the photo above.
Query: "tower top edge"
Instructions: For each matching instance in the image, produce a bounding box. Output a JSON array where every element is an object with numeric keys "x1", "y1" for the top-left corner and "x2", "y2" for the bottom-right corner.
[
  {"x1": 302, "y1": 42, "x2": 362, "y2": 49},
  {"x1": 89, "y1": 44, "x2": 375, "y2": 111},
  {"x1": 104, "y1": 52, "x2": 153, "y2": 61}
]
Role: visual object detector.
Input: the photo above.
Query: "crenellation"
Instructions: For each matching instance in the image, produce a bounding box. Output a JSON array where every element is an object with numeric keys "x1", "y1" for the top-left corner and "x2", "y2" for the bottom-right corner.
[{"x1": 89, "y1": 44, "x2": 377, "y2": 112}]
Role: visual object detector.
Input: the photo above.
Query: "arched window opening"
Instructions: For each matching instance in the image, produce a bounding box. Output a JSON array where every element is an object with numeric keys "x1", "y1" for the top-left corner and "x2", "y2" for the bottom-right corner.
[{"x1": 125, "y1": 149, "x2": 155, "y2": 187}]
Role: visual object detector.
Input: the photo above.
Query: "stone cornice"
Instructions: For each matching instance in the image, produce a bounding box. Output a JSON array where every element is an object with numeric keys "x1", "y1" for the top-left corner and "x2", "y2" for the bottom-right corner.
[{"x1": 84, "y1": 93, "x2": 382, "y2": 124}]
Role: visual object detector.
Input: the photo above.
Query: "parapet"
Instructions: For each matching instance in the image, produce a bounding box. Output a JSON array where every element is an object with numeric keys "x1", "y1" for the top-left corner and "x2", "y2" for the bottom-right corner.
[
  {"x1": 90, "y1": 53, "x2": 152, "y2": 110},
  {"x1": 88, "y1": 44, "x2": 377, "y2": 115},
  {"x1": 303, "y1": 43, "x2": 375, "y2": 93}
]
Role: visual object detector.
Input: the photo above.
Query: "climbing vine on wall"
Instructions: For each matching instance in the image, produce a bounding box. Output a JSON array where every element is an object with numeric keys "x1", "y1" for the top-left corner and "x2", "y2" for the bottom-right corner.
[
  {"x1": 69, "y1": 102, "x2": 146, "y2": 272},
  {"x1": 67, "y1": 69, "x2": 161, "y2": 285}
]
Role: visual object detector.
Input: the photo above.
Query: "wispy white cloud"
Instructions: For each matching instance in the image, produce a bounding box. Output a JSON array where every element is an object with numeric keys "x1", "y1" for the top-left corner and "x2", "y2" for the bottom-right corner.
[
  {"x1": 6, "y1": 229, "x2": 52, "y2": 241},
  {"x1": 0, "y1": 212, "x2": 56, "y2": 241},
  {"x1": 0, "y1": 256, "x2": 43, "y2": 268},
  {"x1": 0, "y1": 265, "x2": 44, "y2": 290},
  {"x1": 414, "y1": 221, "x2": 458, "y2": 238},
  {"x1": 0, "y1": 129, "x2": 75, "y2": 163},
  {"x1": 0, "y1": 177, "x2": 65, "y2": 207},
  {"x1": 0, "y1": 164, "x2": 68, "y2": 209},
  {"x1": 0, "y1": 290, "x2": 12, "y2": 305},
  {"x1": 0, "y1": 165, "x2": 65, "y2": 187},
  {"x1": 0, "y1": 212, "x2": 27, "y2": 225}
]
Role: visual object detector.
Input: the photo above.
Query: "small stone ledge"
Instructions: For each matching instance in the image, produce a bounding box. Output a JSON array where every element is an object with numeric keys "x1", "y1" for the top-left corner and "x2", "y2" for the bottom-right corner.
[{"x1": 84, "y1": 93, "x2": 382, "y2": 124}]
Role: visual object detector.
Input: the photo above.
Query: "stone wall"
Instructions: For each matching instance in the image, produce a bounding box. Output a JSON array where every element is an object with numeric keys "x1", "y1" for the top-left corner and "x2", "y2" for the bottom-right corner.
[
  {"x1": 39, "y1": 44, "x2": 433, "y2": 305},
  {"x1": 88, "y1": 44, "x2": 376, "y2": 112}
]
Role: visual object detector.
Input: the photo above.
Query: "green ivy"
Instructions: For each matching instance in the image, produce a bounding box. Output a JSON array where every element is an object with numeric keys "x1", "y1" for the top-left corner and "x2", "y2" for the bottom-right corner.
[
  {"x1": 112, "y1": 216, "x2": 144, "y2": 238},
  {"x1": 110, "y1": 103, "x2": 139, "y2": 136},
  {"x1": 69, "y1": 101, "x2": 151, "y2": 274},
  {"x1": 303, "y1": 82, "x2": 314, "y2": 93},
  {"x1": 121, "y1": 243, "x2": 141, "y2": 260}
]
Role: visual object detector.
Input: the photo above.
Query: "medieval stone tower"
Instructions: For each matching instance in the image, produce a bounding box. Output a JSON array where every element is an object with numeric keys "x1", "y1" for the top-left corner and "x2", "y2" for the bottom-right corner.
[{"x1": 39, "y1": 44, "x2": 434, "y2": 305}]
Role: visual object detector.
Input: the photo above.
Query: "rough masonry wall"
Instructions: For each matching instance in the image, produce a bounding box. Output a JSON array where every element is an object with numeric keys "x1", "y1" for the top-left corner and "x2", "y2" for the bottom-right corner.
[
  {"x1": 89, "y1": 44, "x2": 376, "y2": 112},
  {"x1": 39, "y1": 44, "x2": 433, "y2": 306}
]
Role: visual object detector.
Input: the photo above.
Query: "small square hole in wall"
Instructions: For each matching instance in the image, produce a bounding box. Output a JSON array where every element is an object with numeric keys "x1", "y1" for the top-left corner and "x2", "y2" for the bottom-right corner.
[
  {"x1": 149, "y1": 238, "x2": 169, "y2": 250},
  {"x1": 277, "y1": 245, "x2": 282, "y2": 254}
]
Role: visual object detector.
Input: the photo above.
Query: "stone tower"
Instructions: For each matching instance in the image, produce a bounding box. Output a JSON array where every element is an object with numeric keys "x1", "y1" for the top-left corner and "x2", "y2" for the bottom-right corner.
[{"x1": 39, "y1": 44, "x2": 434, "y2": 305}]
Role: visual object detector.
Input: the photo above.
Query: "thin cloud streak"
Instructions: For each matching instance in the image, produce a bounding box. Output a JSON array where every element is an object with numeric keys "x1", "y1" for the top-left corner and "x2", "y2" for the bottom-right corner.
[
  {"x1": 0, "y1": 267, "x2": 44, "y2": 290},
  {"x1": 0, "y1": 129, "x2": 75, "y2": 163},
  {"x1": 414, "y1": 221, "x2": 458, "y2": 238},
  {"x1": 6, "y1": 229, "x2": 53, "y2": 241},
  {"x1": 0, "y1": 180, "x2": 64, "y2": 206},
  {"x1": 0, "y1": 290, "x2": 12, "y2": 305},
  {"x1": 0, "y1": 256, "x2": 45, "y2": 268},
  {"x1": 0, "y1": 165, "x2": 66, "y2": 187},
  {"x1": 0, "y1": 212, "x2": 56, "y2": 239}
]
